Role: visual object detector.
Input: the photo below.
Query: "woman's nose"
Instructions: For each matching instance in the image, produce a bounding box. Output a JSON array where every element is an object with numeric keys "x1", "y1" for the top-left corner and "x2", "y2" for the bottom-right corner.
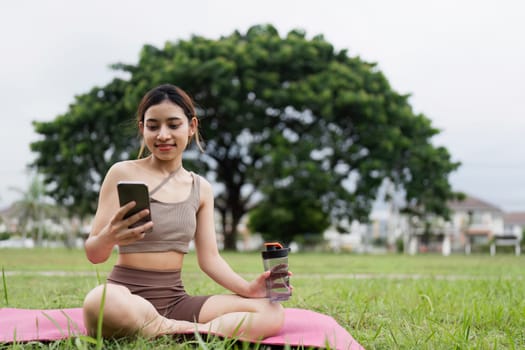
[{"x1": 157, "y1": 125, "x2": 170, "y2": 139}]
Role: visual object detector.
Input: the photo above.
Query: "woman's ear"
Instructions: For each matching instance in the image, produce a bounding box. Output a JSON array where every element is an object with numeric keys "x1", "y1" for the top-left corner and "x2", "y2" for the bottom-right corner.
[
  {"x1": 139, "y1": 121, "x2": 145, "y2": 134},
  {"x1": 189, "y1": 117, "x2": 198, "y2": 135}
]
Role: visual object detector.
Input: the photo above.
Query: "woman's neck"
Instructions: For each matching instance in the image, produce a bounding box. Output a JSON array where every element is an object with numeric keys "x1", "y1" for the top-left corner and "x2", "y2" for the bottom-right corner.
[{"x1": 145, "y1": 156, "x2": 183, "y2": 175}]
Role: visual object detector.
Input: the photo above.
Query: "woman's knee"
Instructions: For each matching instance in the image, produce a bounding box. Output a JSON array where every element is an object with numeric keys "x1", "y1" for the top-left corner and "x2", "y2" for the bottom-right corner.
[
  {"x1": 83, "y1": 285, "x2": 104, "y2": 321},
  {"x1": 245, "y1": 299, "x2": 285, "y2": 336},
  {"x1": 83, "y1": 285, "x2": 105, "y2": 334},
  {"x1": 257, "y1": 298, "x2": 284, "y2": 316},
  {"x1": 263, "y1": 301, "x2": 285, "y2": 332},
  {"x1": 82, "y1": 284, "x2": 138, "y2": 337},
  {"x1": 246, "y1": 300, "x2": 285, "y2": 338}
]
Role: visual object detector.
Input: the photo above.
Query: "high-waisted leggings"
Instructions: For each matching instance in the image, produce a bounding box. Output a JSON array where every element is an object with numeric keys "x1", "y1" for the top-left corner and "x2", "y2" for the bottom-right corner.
[{"x1": 107, "y1": 265, "x2": 210, "y2": 322}]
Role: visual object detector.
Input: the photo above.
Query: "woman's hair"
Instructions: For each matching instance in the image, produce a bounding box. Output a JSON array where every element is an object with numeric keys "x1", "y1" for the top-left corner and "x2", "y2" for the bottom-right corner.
[{"x1": 136, "y1": 84, "x2": 204, "y2": 157}]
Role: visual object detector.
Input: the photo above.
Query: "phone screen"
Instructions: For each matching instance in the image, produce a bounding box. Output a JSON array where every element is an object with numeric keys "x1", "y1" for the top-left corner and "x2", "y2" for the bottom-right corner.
[{"x1": 117, "y1": 181, "x2": 152, "y2": 228}]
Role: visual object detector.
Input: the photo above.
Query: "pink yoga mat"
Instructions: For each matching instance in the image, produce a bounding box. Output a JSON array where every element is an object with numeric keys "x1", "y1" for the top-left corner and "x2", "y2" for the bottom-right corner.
[{"x1": 0, "y1": 307, "x2": 364, "y2": 349}]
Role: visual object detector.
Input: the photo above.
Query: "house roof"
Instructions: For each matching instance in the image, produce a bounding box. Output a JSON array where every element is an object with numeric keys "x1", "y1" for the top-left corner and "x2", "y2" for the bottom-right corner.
[
  {"x1": 0, "y1": 204, "x2": 16, "y2": 217},
  {"x1": 503, "y1": 212, "x2": 525, "y2": 225},
  {"x1": 0, "y1": 203, "x2": 22, "y2": 218},
  {"x1": 448, "y1": 195, "x2": 502, "y2": 213}
]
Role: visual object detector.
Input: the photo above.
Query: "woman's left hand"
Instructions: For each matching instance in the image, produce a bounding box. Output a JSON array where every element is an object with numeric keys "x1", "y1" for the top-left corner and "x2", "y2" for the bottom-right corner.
[{"x1": 244, "y1": 271, "x2": 294, "y2": 298}]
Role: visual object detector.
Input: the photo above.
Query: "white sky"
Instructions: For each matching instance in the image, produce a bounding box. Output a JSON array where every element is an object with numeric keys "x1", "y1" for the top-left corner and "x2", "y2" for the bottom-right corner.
[{"x1": 0, "y1": 0, "x2": 524, "y2": 212}]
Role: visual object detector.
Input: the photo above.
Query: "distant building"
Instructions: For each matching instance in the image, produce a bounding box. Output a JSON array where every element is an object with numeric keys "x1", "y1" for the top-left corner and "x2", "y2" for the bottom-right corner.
[
  {"x1": 447, "y1": 195, "x2": 504, "y2": 254},
  {"x1": 321, "y1": 194, "x2": 522, "y2": 256},
  {"x1": 502, "y1": 212, "x2": 525, "y2": 239}
]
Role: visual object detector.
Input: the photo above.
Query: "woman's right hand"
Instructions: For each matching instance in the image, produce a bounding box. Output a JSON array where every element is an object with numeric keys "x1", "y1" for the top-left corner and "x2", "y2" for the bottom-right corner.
[{"x1": 103, "y1": 201, "x2": 154, "y2": 246}]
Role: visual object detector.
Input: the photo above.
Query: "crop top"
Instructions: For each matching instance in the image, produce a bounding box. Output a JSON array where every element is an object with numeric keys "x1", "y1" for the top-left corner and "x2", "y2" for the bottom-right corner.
[{"x1": 118, "y1": 171, "x2": 200, "y2": 254}]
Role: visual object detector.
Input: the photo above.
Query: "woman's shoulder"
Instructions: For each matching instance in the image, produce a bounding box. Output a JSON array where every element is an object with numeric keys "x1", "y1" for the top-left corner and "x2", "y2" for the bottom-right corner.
[
  {"x1": 192, "y1": 172, "x2": 213, "y2": 197},
  {"x1": 105, "y1": 160, "x2": 144, "y2": 180},
  {"x1": 191, "y1": 172, "x2": 210, "y2": 186},
  {"x1": 108, "y1": 159, "x2": 138, "y2": 172}
]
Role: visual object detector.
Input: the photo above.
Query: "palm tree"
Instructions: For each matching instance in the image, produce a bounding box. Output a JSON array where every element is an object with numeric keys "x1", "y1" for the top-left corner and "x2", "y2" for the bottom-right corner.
[{"x1": 9, "y1": 173, "x2": 59, "y2": 246}]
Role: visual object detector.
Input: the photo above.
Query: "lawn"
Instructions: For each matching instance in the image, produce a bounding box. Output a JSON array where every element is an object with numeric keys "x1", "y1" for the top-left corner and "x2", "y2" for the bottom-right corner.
[{"x1": 1, "y1": 248, "x2": 524, "y2": 349}]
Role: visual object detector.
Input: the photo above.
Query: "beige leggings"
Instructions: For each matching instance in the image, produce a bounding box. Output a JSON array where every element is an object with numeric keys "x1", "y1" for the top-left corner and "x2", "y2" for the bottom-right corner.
[{"x1": 107, "y1": 265, "x2": 210, "y2": 322}]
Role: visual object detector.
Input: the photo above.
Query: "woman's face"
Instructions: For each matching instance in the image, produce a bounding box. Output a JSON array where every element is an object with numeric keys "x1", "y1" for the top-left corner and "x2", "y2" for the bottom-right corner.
[{"x1": 140, "y1": 100, "x2": 197, "y2": 161}]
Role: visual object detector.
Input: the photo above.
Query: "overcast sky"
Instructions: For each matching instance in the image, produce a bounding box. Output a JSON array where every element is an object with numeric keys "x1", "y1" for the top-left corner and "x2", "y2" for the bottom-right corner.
[{"x1": 1, "y1": 0, "x2": 524, "y2": 212}]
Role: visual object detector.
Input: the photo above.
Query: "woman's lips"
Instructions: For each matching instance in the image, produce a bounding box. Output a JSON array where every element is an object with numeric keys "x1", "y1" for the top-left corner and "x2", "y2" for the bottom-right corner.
[{"x1": 156, "y1": 144, "x2": 175, "y2": 151}]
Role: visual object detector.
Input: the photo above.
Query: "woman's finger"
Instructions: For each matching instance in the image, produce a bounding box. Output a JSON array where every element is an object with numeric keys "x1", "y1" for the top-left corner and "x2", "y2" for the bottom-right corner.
[{"x1": 112, "y1": 201, "x2": 137, "y2": 223}]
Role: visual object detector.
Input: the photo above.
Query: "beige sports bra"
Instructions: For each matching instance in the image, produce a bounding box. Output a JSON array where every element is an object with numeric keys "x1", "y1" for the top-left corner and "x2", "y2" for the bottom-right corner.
[{"x1": 118, "y1": 170, "x2": 200, "y2": 254}]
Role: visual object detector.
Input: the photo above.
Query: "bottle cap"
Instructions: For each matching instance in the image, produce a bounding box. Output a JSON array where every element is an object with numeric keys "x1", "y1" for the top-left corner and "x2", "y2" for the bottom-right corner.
[
  {"x1": 262, "y1": 242, "x2": 289, "y2": 259},
  {"x1": 265, "y1": 242, "x2": 283, "y2": 250}
]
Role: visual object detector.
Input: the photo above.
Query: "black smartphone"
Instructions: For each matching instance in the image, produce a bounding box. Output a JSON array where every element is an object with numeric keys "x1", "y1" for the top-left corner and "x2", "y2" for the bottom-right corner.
[{"x1": 117, "y1": 181, "x2": 152, "y2": 229}]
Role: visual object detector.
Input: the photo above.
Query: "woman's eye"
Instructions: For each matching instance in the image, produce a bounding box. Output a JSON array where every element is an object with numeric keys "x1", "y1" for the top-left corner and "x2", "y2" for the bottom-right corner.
[
  {"x1": 146, "y1": 125, "x2": 158, "y2": 131},
  {"x1": 169, "y1": 124, "x2": 180, "y2": 129}
]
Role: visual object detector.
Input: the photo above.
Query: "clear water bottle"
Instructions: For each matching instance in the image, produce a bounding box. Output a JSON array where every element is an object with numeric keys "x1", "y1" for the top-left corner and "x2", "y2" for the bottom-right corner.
[{"x1": 261, "y1": 242, "x2": 291, "y2": 302}]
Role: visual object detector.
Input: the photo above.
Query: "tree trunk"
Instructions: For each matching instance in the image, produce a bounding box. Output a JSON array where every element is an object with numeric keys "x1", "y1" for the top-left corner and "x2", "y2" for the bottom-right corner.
[
  {"x1": 222, "y1": 207, "x2": 245, "y2": 251},
  {"x1": 36, "y1": 212, "x2": 44, "y2": 247},
  {"x1": 223, "y1": 229, "x2": 237, "y2": 251}
]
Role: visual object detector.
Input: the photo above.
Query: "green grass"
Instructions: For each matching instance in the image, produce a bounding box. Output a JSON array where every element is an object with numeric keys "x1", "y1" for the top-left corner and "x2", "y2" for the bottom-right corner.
[{"x1": 1, "y1": 249, "x2": 525, "y2": 349}]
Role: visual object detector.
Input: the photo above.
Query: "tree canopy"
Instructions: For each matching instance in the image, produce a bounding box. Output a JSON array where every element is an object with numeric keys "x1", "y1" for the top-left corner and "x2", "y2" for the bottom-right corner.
[{"x1": 31, "y1": 24, "x2": 460, "y2": 249}]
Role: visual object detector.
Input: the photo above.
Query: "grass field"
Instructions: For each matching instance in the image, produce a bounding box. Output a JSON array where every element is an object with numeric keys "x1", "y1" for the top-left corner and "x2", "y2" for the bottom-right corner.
[{"x1": 1, "y1": 248, "x2": 525, "y2": 349}]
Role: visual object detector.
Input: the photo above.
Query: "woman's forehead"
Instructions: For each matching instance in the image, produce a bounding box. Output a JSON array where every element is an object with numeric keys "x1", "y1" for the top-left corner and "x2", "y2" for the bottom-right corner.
[{"x1": 144, "y1": 101, "x2": 186, "y2": 120}]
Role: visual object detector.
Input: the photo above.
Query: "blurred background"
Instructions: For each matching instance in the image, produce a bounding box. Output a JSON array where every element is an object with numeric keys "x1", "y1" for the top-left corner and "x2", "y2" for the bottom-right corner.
[{"x1": 0, "y1": 0, "x2": 524, "y2": 253}]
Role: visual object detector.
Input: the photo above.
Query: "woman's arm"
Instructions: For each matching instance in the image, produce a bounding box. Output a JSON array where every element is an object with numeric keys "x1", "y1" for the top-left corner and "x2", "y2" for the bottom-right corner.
[
  {"x1": 84, "y1": 163, "x2": 153, "y2": 264},
  {"x1": 193, "y1": 177, "x2": 267, "y2": 298}
]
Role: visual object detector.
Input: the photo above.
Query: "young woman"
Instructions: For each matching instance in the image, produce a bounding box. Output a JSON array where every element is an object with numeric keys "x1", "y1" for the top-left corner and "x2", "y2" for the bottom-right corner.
[{"x1": 82, "y1": 84, "x2": 285, "y2": 341}]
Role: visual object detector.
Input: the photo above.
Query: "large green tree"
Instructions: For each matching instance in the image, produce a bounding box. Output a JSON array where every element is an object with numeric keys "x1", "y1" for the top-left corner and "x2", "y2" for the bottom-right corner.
[{"x1": 31, "y1": 24, "x2": 460, "y2": 249}]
